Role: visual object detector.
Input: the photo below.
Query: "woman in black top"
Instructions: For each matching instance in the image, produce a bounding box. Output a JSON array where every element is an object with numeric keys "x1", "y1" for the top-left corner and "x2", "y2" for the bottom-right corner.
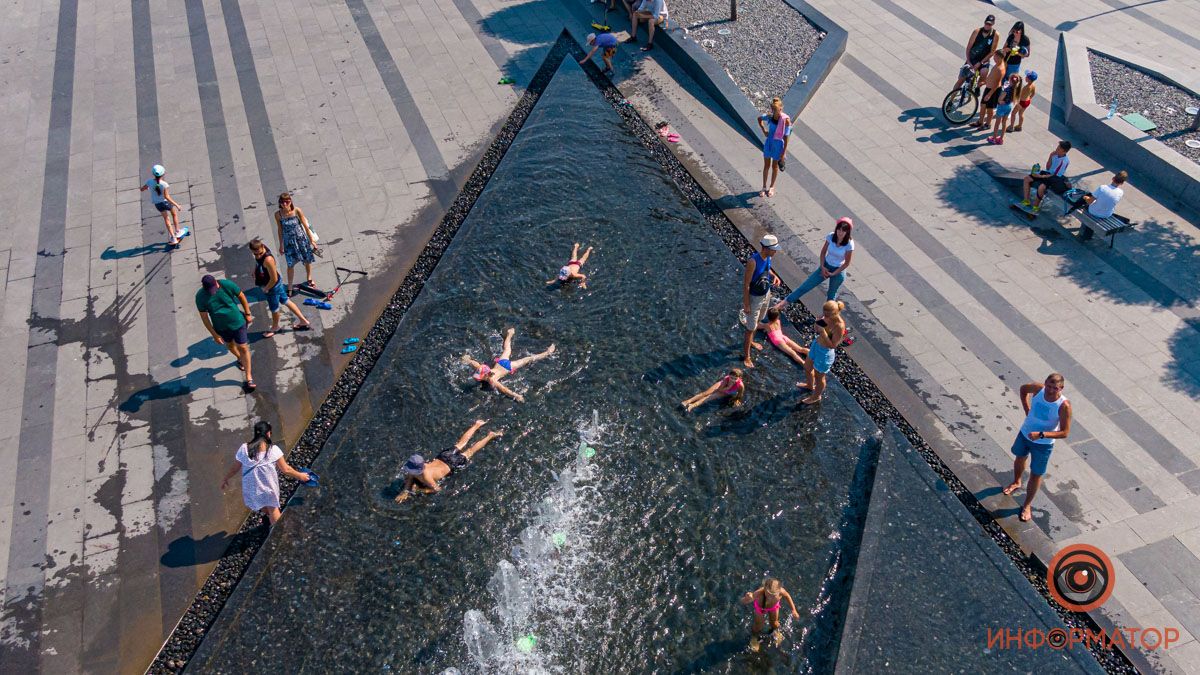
[{"x1": 1002, "y1": 21, "x2": 1030, "y2": 79}]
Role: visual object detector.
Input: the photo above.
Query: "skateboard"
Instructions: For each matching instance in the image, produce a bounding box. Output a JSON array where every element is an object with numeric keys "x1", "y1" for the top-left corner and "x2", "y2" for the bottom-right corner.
[{"x1": 1009, "y1": 201, "x2": 1039, "y2": 221}]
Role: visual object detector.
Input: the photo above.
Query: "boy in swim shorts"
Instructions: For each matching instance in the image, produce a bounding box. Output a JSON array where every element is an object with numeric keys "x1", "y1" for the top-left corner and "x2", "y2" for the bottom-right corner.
[{"x1": 395, "y1": 419, "x2": 503, "y2": 502}]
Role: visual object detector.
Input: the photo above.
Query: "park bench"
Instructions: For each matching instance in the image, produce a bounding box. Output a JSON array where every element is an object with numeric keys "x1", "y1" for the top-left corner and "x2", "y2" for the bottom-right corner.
[{"x1": 1064, "y1": 186, "x2": 1134, "y2": 248}]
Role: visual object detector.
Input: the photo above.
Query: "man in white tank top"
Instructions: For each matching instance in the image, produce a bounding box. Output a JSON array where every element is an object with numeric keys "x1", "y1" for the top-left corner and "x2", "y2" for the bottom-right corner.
[{"x1": 1003, "y1": 373, "x2": 1072, "y2": 522}]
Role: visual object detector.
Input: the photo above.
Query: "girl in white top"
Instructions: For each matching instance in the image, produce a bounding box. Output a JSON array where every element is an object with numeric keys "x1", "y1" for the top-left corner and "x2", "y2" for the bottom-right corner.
[
  {"x1": 138, "y1": 164, "x2": 186, "y2": 247},
  {"x1": 775, "y1": 217, "x2": 856, "y2": 309},
  {"x1": 220, "y1": 421, "x2": 313, "y2": 526}
]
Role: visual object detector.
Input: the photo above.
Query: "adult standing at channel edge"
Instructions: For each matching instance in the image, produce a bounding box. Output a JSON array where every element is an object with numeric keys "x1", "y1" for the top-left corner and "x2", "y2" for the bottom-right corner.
[
  {"x1": 274, "y1": 192, "x2": 320, "y2": 294},
  {"x1": 774, "y1": 217, "x2": 855, "y2": 311},
  {"x1": 740, "y1": 234, "x2": 782, "y2": 369},
  {"x1": 196, "y1": 274, "x2": 257, "y2": 392},
  {"x1": 1000, "y1": 21, "x2": 1029, "y2": 79},
  {"x1": 1003, "y1": 373, "x2": 1072, "y2": 523}
]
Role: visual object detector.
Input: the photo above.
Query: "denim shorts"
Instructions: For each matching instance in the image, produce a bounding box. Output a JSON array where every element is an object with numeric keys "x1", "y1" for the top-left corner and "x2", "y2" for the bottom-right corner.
[
  {"x1": 808, "y1": 339, "x2": 836, "y2": 374},
  {"x1": 154, "y1": 201, "x2": 173, "y2": 213},
  {"x1": 996, "y1": 103, "x2": 1013, "y2": 118},
  {"x1": 266, "y1": 280, "x2": 289, "y2": 313},
  {"x1": 1011, "y1": 432, "x2": 1053, "y2": 475}
]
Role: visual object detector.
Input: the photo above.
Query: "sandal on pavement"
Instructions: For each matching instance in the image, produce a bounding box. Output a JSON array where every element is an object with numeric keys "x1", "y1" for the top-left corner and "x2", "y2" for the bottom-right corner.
[
  {"x1": 293, "y1": 323, "x2": 312, "y2": 331},
  {"x1": 243, "y1": 379, "x2": 257, "y2": 393},
  {"x1": 262, "y1": 330, "x2": 277, "y2": 338},
  {"x1": 666, "y1": 133, "x2": 680, "y2": 143}
]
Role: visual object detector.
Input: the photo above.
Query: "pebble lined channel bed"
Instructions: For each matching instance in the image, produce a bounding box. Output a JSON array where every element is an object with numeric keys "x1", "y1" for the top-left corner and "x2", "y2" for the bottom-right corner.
[
  {"x1": 669, "y1": 0, "x2": 822, "y2": 106},
  {"x1": 1088, "y1": 51, "x2": 1200, "y2": 164}
]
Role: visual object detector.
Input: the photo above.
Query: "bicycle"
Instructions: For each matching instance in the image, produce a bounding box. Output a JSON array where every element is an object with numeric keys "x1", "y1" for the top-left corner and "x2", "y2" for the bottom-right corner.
[{"x1": 942, "y1": 62, "x2": 985, "y2": 125}]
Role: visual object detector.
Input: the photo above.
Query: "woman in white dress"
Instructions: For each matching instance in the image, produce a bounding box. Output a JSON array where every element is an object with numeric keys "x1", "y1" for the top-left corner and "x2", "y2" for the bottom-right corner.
[{"x1": 220, "y1": 421, "x2": 313, "y2": 526}]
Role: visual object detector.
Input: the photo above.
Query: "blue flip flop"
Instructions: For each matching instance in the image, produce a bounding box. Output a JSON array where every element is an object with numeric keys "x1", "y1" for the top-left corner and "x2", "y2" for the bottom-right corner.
[
  {"x1": 303, "y1": 298, "x2": 333, "y2": 310},
  {"x1": 342, "y1": 338, "x2": 360, "y2": 345},
  {"x1": 341, "y1": 344, "x2": 358, "y2": 354},
  {"x1": 295, "y1": 467, "x2": 320, "y2": 487}
]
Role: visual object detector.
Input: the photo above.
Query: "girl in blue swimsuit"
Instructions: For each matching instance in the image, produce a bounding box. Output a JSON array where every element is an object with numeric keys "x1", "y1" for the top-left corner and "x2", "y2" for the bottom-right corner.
[{"x1": 462, "y1": 327, "x2": 556, "y2": 403}]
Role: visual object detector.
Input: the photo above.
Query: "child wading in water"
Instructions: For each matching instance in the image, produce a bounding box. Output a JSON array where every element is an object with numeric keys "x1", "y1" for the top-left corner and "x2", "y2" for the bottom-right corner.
[
  {"x1": 462, "y1": 328, "x2": 556, "y2": 403},
  {"x1": 798, "y1": 300, "x2": 847, "y2": 404},
  {"x1": 546, "y1": 243, "x2": 592, "y2": 288},
  {"x1": 759, "y1": 307, "x2": 810, "y2": 366},
  {"x1": 757, "y1": 97, "x2": 791, "y2": 198},
  {"x1": 740, "y1": 578, "x2": 800, "y2": 651},
  {"x1": 682, "y1": 368, "x2": 745, "y2": 412}
]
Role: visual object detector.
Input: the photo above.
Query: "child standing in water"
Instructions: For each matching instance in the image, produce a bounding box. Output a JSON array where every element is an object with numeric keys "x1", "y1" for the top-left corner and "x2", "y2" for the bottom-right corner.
[
  {"x1": 740, "y1": 578, "x2": 800, "y2": 651},
  {"x1": 546, "y1": 243, "x2": 593, "y2": 288},
  {"x1": 758, "y1": 308, "x2": 810, "y2": 366},
  {"x1": 682, "y1": 368, "x2": 745, "y2": 412},
  {"x1": 799, "y1": 300, "x2": 847, "y2": 405}
]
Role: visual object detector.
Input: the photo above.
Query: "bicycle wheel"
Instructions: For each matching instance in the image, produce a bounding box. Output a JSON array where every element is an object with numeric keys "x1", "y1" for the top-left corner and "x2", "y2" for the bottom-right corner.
[{"x1": 941, "y1": 88, "x2": 979, "y2": 125}]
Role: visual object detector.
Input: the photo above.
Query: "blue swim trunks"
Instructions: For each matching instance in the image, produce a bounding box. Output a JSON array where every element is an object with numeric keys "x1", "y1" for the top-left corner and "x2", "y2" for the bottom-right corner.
[
  {"x1": 266, "y1": 280, "x2": 289, "y2": 313},
  {"x1": 808, "y1": 339, "x2": 836, "y2": 374},
  {"x1": 495, "y1": 358, "x2": 513, "y2": 372},
  {"x1": 1011, "y1": 432, "x2": 1053, "y2": 476}
]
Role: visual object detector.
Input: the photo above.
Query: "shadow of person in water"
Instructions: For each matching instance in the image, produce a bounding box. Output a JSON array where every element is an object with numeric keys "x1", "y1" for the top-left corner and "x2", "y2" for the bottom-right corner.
[
  {"x1": 119, "y1": 362, "x2": 245, "y2": 412},
  {"x1": 672, "y1": 637, "x2": 754, "y2": 674},
  {"x1": 160, "y1": 528, "x2": 263, "y2": 568},
  {"x1": 644, "y1": 347, "x2": 737, "y2": 383},
  {"x1": 704, "y1": 389, "x2": 802, "y2": 437}
]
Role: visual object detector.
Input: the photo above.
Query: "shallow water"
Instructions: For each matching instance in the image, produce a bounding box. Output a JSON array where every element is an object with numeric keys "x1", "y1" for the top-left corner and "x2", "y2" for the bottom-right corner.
[{"x1": 193, "y1": 60, "x2": 877, "y2": 674}]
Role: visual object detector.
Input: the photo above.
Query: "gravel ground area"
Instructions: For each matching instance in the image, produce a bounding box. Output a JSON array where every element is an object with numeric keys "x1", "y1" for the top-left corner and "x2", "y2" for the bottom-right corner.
[
  {"x1": 1089, "y1": 51, "x2": 1200, "y2": 165},
  {"x1": 669, "y1": 0, "x2": 823, "y2": 107}
]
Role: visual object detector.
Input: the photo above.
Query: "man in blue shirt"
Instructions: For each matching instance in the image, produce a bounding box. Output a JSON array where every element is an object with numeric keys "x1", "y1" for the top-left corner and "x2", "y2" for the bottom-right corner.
[{"x1": 581, "y1": 32, "x2": 619, "y2": 75}]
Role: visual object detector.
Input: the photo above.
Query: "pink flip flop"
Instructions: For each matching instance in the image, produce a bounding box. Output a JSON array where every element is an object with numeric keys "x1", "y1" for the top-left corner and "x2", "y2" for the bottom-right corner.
[{"x1": 667, "y1": 133, "x2": 681, "y2": 143}]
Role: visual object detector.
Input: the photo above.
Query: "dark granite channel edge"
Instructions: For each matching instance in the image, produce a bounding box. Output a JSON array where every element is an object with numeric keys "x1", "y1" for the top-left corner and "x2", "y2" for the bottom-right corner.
[
  {"x1": 649, "y1": 0, "x2": 846, "y2": 144},
  {"x1": 149, "y1": 30, "x2": 1135, "y2": 674},
  {"x1": 1060, "y1": 32, "x2": 1200, "y2": 213}
]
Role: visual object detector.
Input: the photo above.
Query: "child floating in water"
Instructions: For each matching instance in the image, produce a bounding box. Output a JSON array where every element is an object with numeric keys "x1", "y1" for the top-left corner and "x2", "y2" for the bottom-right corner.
[
  {"x1": 462, "y1": 327, "x2": 556, "y2": 403},
  {"x1": 682, "y1": 368, "x2": 745, "y2": 412},
  {"x1": 758, "y1": 308, "x2": 809, "y2": 366},
  {"x1": 546, "y1": 243, "x2": 593, "y2": 289},
  {"x1": 740, "y1": 578, "x2": 800, "y2": 651}
]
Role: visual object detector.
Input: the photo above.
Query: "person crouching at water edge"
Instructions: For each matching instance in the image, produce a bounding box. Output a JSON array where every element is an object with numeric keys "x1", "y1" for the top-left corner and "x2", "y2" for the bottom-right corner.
[
  {"x1": 797, "y1": 300, "x2": 847, "y2": 405},
  {"x1": 740, "y1": 578, "x2": 800, "y2": 651},
  {"x1": 220, "y1": 421, "x2": 314, "y2": 527},
  {"x1": 1003, "y1": 373, "x2": 1071, "y2": 522},
  {"x1": 462, "y1": 327, "x2": 556, "y2": 403},
  {"x1": 395, "y1": 420, "x2": 502, "y2": 503},
  {"x1": 682, "y1": 368, "x2": 745, "y2": 412}
]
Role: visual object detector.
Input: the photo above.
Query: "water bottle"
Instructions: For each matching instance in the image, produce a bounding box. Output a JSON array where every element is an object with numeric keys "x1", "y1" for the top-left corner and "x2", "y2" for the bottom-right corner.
[
  {"x1": 1106, "y1": 97, "x2": 1118, "y2": 120},
  {"x1": 1031, "y1": 163, "x2": 1040, "y2": 175}
]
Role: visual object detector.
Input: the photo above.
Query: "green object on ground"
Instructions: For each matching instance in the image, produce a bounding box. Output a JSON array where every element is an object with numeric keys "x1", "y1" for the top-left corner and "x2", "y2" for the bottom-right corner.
[
  {"x1": 1120, "y1": 112, "x2": 1157, "y2": 132},
  {"x1": 551, "y1": 532, "x2": 566, "y2": 548},
  {"x1": 498, "y1": 77, "x2": 515, "y2": 85},
  {"x1": 516, "y1": 635, "x2": 537, "y2": 652},
  {"x1": 584, "y1": 446, "x2": 596, "y2": 458}
]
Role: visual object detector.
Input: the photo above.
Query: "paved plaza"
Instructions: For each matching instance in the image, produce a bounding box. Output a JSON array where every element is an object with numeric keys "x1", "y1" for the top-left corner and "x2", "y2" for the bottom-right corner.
[{"x1": 0, "y1": 0, "x2": 1197, "y2": 671}]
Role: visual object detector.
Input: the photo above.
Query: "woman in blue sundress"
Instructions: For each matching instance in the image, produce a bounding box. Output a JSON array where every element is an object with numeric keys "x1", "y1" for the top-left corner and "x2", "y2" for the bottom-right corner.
[{"x1": 273, "y1": 192, "x2": 319, "y2": 293}]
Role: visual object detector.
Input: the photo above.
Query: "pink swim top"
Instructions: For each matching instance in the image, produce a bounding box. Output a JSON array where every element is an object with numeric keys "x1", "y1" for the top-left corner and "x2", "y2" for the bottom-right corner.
[
  {"x1": 754, "y1": 596, "x2": 782, "y2": 615},
  {"x1": 721, "y1": 375, "x2": 744, "y2": 395}
]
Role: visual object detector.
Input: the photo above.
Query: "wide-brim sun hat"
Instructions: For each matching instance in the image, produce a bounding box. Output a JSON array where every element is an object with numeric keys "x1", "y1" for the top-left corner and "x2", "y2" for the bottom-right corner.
[
  {"x1": 403, "y1": 454, "x2": 426, "y2": 475},
  {"x1": 152, "y1": 164, "x2": 166, "y2": 177},
  {"x1": 760, "y1": 234, "x2": 780, "y2": 250}
]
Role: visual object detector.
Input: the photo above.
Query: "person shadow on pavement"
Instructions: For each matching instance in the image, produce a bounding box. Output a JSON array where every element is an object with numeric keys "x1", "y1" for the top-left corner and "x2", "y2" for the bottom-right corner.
[
  {"x1": 160, "y1": 528, "x2": 263, "y2": 568},
  {"x1": 119, "y1": 360, "x2": 246, "y2": 412}
]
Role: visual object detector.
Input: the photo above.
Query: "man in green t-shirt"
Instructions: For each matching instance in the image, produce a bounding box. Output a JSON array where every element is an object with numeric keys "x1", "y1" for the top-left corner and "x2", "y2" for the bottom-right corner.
[{"x1": 195, "y1": 274, "x2": 256, "y2": 392}]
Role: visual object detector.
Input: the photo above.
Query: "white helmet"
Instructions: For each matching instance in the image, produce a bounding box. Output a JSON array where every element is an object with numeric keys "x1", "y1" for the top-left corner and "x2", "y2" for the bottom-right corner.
[{"x1": 151, "y1": 164, "x2": 166, "y2": 177}]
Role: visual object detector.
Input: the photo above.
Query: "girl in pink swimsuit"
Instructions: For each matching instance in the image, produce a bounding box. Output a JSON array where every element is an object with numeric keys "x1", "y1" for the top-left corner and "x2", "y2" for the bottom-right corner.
[
  {"x1": 740, "y1": 578, "x2": 800, "y2": 651},
  {"x1": 758, "y1": 308, "x2": 809, "y2": 366},
  {"x1": 681, "y1": 368, "x2": 745, "y2": 412}
]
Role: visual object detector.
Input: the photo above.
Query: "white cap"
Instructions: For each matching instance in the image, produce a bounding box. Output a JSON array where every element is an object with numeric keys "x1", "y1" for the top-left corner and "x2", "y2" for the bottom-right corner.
[
  {"x1": 586, "y1": 32, "x2": 597, "y2": 44},
  {"x1": 151, "y1": 164, "x2": 166, "y2": 177},
  {"x1": 760, "y1": 234, "x2": 780, "y2": 250}
]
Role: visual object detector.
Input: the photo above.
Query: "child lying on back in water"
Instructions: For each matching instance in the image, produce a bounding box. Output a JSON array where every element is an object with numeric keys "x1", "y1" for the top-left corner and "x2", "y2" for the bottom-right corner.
[
  {"x1": 758, "y1": 308, "x2": 809, "y2": 366},
  {"x1": 546, "y1": 243, "x2": 593, "y2": 289},
  {"x1": 462, "y1": 327, "x2": 556, "y2": 403},
  {"x1": 682, "y1": 368, "x2": 745, "y2": 412}
]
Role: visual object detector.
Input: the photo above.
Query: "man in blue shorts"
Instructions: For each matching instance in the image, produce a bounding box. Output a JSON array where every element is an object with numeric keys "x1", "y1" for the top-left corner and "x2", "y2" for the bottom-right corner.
[
  {"x1": 581, "y1": 32, "x2": 619, "y2": 75},
  {"x1": 1003, "y1": 373, "x2": 1072, "y2": 522},
  {"x1": 196, "y1": 274, "x2": 257, "y2": 392}
]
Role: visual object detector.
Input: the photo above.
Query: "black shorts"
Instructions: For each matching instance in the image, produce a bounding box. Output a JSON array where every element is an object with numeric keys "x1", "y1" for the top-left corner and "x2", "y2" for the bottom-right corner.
[
  {"x1": 154, "y1": 201, "x2": 174, "y2": 213},
  {"x1": 1031, "y1": 174, "x2": 1070, "y2": 195},
  {"x1": 437, "y1": 446, "x2": 469, "y2": 474},
  {"x1": 216, "y1": 324, "x2": 249, "y2": 345}
]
